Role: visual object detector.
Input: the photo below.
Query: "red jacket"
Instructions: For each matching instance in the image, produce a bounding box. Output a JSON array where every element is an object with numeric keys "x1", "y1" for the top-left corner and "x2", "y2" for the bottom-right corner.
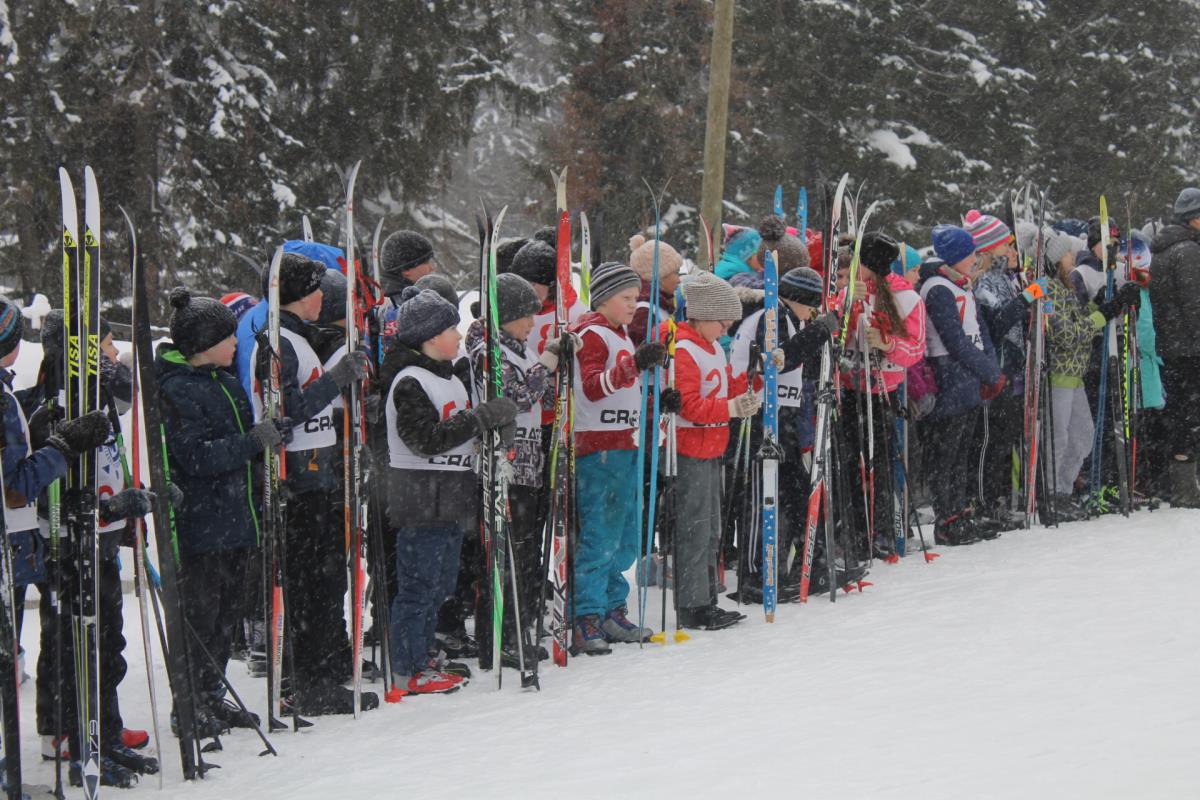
[
  {"x1": 665, "y1": 322, "x2": 750, "y2": 460},
  {"x1": 572, "y1": 311, "x2": 642, "y2": 457}
]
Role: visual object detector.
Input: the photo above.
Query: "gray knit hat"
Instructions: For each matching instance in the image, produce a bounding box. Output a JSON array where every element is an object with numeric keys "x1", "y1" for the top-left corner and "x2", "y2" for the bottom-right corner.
[
  {"x1": 779, "y1": 267, "x2": 824, "y2": 307},
  {"x1": 589, "y1": 261, "x2": 641, "y2": 310},
  {"x1": 683, "y1": 271, "x2": 742, "y2": 321},
  {"x1": 414, "y1": 273, "x2": 459, "y2": 308},
  {"x1": 496, "y1": 273, "x2": 541, "y2": 325},
  {"x1": 511, "y1": 240, "x2": 557, "y2": 287},
  {"x1": 1041, "y1": 228, "x2": 1076, "y2": 269},
  {"x1": 381, "y1": 230, "x2": 435, "y2": 277},
  {"x1": 1174, "y1": 187, "x2": 1200, "y2": 223},
  {"x1": 396, "y1": 287, "x2": 460, "y2": 347}
]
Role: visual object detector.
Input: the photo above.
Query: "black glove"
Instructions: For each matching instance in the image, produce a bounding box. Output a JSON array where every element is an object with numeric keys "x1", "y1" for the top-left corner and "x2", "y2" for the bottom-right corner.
[
  {"x1": 660, "y1": 388, "x2": 683, "y2": 414},
  {"x1": 27, "y1": 404, "x2": 65, "y2": 451},
  {"x1": 249, "y1": 417, "x2": 293, "y2": 449},
  {"x1": 47, "y1": 411, "x2": 110, "y2": 459},
  {"x1": 168, "y1": 482, "x2": 184, "y2": 509},
  {"x1": 327, "y1": 351, "x2": 371, "y2": 389},
  {"x1": 1116, "y1": 281, "x2": 1141, "y2": 311},
  {"x1": 100, "y1": 488, "x2": 155, "y2": 522},
  {"x1": 634, "y1": 342, "x2": 668, "y2": 371},
  {"x1": 1095, "y1": 292, "x2": 1123, "y2": 321},
  {"x1": 813, "y1": 311, "x2": 839, "y2": 337},
  {"x1": 474, "y1": 397, "x2": 518, "y2": 433}
]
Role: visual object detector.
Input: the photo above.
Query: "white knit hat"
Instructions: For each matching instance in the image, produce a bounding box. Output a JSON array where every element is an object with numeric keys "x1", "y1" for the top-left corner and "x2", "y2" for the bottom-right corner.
[{"x1": 683, "y1": 271, "x2": 742, "y2": 321}]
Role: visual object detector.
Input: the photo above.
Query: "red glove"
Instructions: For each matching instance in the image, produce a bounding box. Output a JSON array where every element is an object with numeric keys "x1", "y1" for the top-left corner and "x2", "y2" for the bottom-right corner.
[{"x1": 980, "y1": 374, "x2": 1007, "y2": 402}]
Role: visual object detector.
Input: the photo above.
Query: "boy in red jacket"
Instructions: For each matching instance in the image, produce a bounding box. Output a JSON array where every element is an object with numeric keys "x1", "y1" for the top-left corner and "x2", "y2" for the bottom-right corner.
[{"x1": 670, "y1": 272, "x2": 758, "y2": 630}]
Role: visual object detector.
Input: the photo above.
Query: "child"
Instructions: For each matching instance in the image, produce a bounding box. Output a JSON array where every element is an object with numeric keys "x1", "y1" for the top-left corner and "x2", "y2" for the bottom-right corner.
[
  {"x1": 1039, "y1": 229, "x2": 1139, "y2": 520},
  {"x1": 571, "y1": 261, "x2": 668, "y2": 654},
  {"x1": 252, "y1": 253, "x2": 373, "y2": 714},
  {"x1": 670, "y1": 272, "x2": 755, "y2": 630},
  {"x1": 158, "y1": 289, "x2": 284, "y2": 733},
  {"x1": 918, "y1": 226, "x2": 1003, "y2": 545},
  {"x1": 466, "y1": 273, "x2": 562, "y2": 667},
  {"x1": 382, "y1": 288, "x2": 516, "y2": 693}
]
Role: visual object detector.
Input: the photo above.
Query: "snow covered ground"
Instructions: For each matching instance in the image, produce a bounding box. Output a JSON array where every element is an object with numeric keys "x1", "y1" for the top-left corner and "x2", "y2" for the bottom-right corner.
[{"x1": 10, "y1": 507, "x2": 1198, "y2": 799}]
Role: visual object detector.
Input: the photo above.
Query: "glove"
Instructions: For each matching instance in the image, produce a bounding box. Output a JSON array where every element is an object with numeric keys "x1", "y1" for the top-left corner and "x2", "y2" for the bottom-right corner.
[
  {"x1": 27, "y1": 404, "x2": 65, "y2": 451},
  {"x1": 980, "y1": 374, "x2": 1008, "y2": 402},
  {"x1": 474, "y1": 397, "x2": 518, "y2": 433},
  {"x1": 727, "y1": 393, "x2": 762, "y2": 419},
  {"x1": 100, "y1": 488, "x2": 155, "y2": 522},
  {"x1": 326, "y1": 351, "x2": 371, "y2": 389},
  {"x1": 813, "y1": 312, "x2": 839, "y2": 337},
  {"x1": 248, "y1": 417, "x2": 293, "y2": 449},
  {"x1": 168, "y1": 482, "x2": 184, "y2": 509},
  {"x1": 660, "y1": 388, "x2": 682, "y2": 414},
  {"x1": 771, "y1": 348, "x2": 786, "y2": 369},
  {"x1": 47, "y1": 411, "x2": 110, "y2": 459},
  {"x1": 865, "y1": 326, "x2": 894, "y2": 353},
  {"x1": 1022, "y1": 278, "x2": 1049, "y2": 303},
  {"x1": 1116, "y1": 281, "x2": 1141, "y2": 311},
  {"x1": 633, "y1": 342, "x2": 668, "y2": 371},
  {"x1": 538, "y1": 347, "x2": 560, "y2": 372},
  {"x1": 1095, "y1": 293, "x2": 1123, "y2": 321}
]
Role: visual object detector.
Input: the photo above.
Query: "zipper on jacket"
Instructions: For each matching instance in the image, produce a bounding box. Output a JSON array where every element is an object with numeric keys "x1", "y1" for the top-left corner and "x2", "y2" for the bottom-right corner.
[{"x1": 214, "y1": 371, "x2": 262, "y2": 543}]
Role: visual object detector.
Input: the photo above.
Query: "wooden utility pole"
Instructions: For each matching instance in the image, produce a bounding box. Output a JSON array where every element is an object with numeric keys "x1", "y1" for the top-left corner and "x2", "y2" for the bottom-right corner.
[{"x1": 699, "y1": 0, "x2": 734, "y2": 270}]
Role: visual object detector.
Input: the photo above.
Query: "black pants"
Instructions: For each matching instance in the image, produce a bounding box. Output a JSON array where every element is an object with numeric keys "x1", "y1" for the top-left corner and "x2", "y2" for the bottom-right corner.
[
  {"x1": 975, "y1": 389, "x2": 1023, "y2": 512},
  {"x1": 474, "y1": 484, "x2": 541, "y2": 666},
  {"x1": 180, "y1": 548, "x2": 250, "y2": 698},
  {"x1": 284, "y1": 490, "x2": 350, "y2": 689},
  {"x1": 927, "y1": 408, "x2": 980, "y2": 522},
  {"x1": 36, "y1": 550, "x2": 126, "y2": 745},
  {"x1": 837, "y1": 390, "x2": 900, "y2": 555},
  {"x1": 1160, "y1": 356, "x2": 1200, "y2": 458}
]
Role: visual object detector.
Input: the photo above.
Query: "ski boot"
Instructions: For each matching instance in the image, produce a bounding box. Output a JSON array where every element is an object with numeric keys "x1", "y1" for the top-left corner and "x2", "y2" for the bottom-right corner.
[
  {"x1": 1168, "y1": 456, "x2": 1200, "y2": 508},
  {"x1": 69, "y1": 757, "x2": 137, "y2": 789},
  {"x1": 103, "y1": 743, "x2": 159, "y2": 776},
  {"x1": 570, "y1": 614, "x2": 611, "y2": 656},
  {"x1": 171, "y1": 705, "x2": 229, "y2": 740},
  {"x1": 120, "y1": 729, "x2": 149, "y2": 750},
  {"x1": 436, "y1": 630, "x2": 478, "y2": 660},
  {"x1": 294, "y1": 681, "x2": 379, "y2": 715},
  {"x1": 209, "y1": 696, "x2": 261, "y2": 730},
  {"x1": 601, "y1": 606, "x2": 653, "y2": 644},
  {"x1": 429, "y1": 653, "x2": 472, "y2": 680},
  {"x1": 677, "y1": 605, "x2": 744, "y2": 631},
  {"x1": 933, "y1": 513, "x2": 980, "y2": 546},
  {"x1": 404, "y1": 670, "x2": 464, "y2": 695}
]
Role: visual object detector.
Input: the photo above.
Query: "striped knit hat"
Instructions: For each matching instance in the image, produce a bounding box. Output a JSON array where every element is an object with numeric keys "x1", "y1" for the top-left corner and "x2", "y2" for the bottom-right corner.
[
  {"x1": 963, "y1": 210, "x2": 1013, "y2": 252},
  {"x1": 0, "y1": 298, "x2": 23, "y2": 359},
  {"x1": 779, "y1": 267, "x2": 824, "y2": 307},
  {"x1": 588, "y1": 261, "x2": 641, "y2": 310}
]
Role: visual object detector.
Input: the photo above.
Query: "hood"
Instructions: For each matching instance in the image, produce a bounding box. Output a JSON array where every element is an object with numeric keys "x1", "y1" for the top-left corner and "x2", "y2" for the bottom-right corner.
[{"x1": 1151, "y1": 224, "x2": 1197, "y2": 255}]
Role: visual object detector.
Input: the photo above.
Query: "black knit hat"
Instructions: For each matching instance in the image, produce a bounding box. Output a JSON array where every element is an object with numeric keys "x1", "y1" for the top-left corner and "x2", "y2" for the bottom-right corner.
[
  {"x1": 41, "y1": 309, "x2": 110, "y2": 358},
  {"x1": 168, "y1": 288, "x2": 237, "y2": 358},
  {"x1": 860, "y1": 232, "x2": 901, "y2": 276},
  {"x1": 532, "y1": 226, "x2": 556, "y2": 249},
  {"x1": 588, "y1": 261, "x2": 641, "y2": 310},
  {"x1": 396, "y1": 287, "x2": 460, "y2": 347},
  {"x1": 511, "y1": 240, "x2": 557, "y2": 287},
  {"x1": 318, "y1": 268, "x2": 347, "y2": 325},
  {"x1": 381, "y1": 230, "x2": 435, "y2": 278},
  {"x1": 0, "y1": 298, "x2": 22, "y2": 360},
  {"x1": 413, "y1": 273, "x2": 459, "y2": 308},
  {"x1": 1086, "y1": 215, "x2": 1120, "y2": 250},
  {"x1": 278, "y1": 253, "x2": 326, "y2": 305},
  {"x1": 779, "y1": 267, "x2": 824, "y2": 307},
  {"x1": 496, "y1": 273, "x2": 541, "y2": 325},
  {"x1": 496, "y1": 238, "x2": 529, "y2": 274}
]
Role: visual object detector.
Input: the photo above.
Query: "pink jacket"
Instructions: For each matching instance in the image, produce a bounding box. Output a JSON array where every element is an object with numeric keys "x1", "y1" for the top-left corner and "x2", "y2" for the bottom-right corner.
[{"x1": 834, "y1": 273, "x2": 927, "y2": 394}]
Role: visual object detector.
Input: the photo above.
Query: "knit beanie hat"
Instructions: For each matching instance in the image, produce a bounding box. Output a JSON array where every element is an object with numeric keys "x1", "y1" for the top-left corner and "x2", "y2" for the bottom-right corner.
[
  {"x1": 220, "y1": 292, "x2": 258, "y2": 322},
  {"x1": 511, "y1": 240, "x2": 557, "y2": 287},
  {"x1": 683, "y1": 271, "x2": 742, "y2": 321},
  {"x1": 588, "y1": 261, "x2": 641, "y2": 310},
  {"x1": 0, "y1": 298, "x2": 22, "y2": 360},
  {"x1": 1175, "y1": 187, "x2": 1200, "y2": 223},
  {"x1": 860, "y1": 232, "x2": 901, "y2": 277},
  {"x1": 1086, "y1": 216, "x2": 1120, "y2": 250},
  {"x1": 496, "y1": 238, "x2": 529, "y2": 274},
  {"x1": 413, "y1": 274, "x2": 459, "y2": 308},
  {"x1": 38, "y1": 309, "x2": 107, "y2": 359},
  {"x1": 381, "y1": 230, "x2": 435, "y2": 278},
  {"x1": 496, "y1": 273, "x2": 541, "y2": 325},
  {"x1": 963, "y1": 210, "x2": 1013, "y2": 252},
  {"x1": 532, "y1": 226, "x2": 557, "y2": 249},
  {"x1": 779, "y1": 267, "x2": 824, "y2": 308},
  {"x1": 278, "y1": 253, "x2": 326, "y2": 305},
  {"x1": 892, "y1": 243, "x2": 922, "y2": 276},
  {"x1": 168, "y1": 288, "x2": 237, "y2": 358},
  {"x1": 722, "y1": 224, "x2": 763, "y2": 266},
  {"x1": 1014, "y1": 220, "x2": 1038, "y2": 257},
  {"x1": 1041, "y1": 228, "x2": 1076, "y2": 269},
  {"x1": 931, "y1": 225, "x2": 976, "y2": 267},
  {"x1": 628, "y1": 234, "x2": 684, "y2": 281},
  {"x1": 396, "y1": 287, "x2": 460, "y2": 347},
  {"x1": 757, "y1": 215, "x2": 811, "y2": 272},
  {"x1": 317, "y1": 268, "x2": 347, "y2": 325}
]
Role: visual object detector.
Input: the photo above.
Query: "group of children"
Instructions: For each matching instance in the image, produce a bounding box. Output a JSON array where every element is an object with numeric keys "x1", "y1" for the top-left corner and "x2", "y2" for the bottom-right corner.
[{"x1": 4, "y1": 183, "x2": 1193, "y2": 789}]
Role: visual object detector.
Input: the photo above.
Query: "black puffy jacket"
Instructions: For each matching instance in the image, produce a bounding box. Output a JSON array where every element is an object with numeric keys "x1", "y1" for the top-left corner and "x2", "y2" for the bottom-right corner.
[
  {"x1": 157, "y1": 344, "x2": 261, "y2": 555},
  {"x1": 1149, "y1": 224, "x2": 1200, "y2": 360}
]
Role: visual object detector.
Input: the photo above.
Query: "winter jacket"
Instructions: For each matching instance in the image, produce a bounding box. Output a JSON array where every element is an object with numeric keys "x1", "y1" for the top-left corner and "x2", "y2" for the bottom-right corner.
[
  {"x1": 973, "y1": 266, "x2": 1029, "y2": 385},
  {"x1": 1136, "y1": 288, "x2": 1165, "y2": 409},
  {"x1": 379, "y1": 344, "x2": 478, "y2": 531},
  {"x1": 667, "y1": 322, "x2": 750, "y2": 460},
  {"x1": 465, "y1": 320, "x2": 555, "y2": 487},
  {"x1": 1044, "y1": 277, "x2": 1104, "y2": 389},
  {"x1": 571, "y1": 311, "x2": 643, "y2": 458},
  {"x1": 715, "y1": 253, "x2": 755, "y2": 283},
  {"x1": 834, "y1": 272, "x2": 927, "y2": 395},
  {"x1": 917, "y1": 262, "x2": 1000, "y2": 418},
  {"x1": 235, "y1": 300, "x2": 269, "y2": 401},
  {"x1": 629, "y1": 283, "x2": 677, "y2": 346},
  {"x1": 733, "y1": 305, "x2": 818, "y2": 454},
  {"x1": 0, "y1": 368, "x2": 67, "y2": 531},
  {"x1": 157, "y1": 345, "x2": 261, "y2": 555},
  {"x1": 1149, "y1": 224, "x2": 1200, "y2": 359},
  {"x1": 531, "y1": 284, "x2": 586, "y2": 425},
  {"x1": 253, "y1": 311, "x2": 342, "y2": 494},
  {"x1": 1069, "y1": 250, "x2": 1110, "y2": 310}
]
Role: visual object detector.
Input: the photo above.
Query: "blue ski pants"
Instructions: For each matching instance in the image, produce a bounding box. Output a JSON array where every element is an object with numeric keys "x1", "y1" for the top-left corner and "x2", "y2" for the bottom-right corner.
[
  {"x1": 574, "y1": 450, "x2": 640, "y2": 618},
  {"x1": 390, "y1": 525, "x2": 465, "y2": 678}
]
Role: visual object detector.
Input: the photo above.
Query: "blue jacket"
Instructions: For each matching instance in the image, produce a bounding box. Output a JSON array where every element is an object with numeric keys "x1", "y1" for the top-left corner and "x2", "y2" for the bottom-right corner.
[
  {"x1": 1, "y1": 368, "x2": 67, "y2": 525},
  {"x1": 918, "y1": 263, "x2": 1001, "y2": 418},
  {"x1": 1137, "y1": 288, "x2": 1165, "y2": 410},
  {"x1": 157, "y1": 345, "x2": 261, "y2": 555}
]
